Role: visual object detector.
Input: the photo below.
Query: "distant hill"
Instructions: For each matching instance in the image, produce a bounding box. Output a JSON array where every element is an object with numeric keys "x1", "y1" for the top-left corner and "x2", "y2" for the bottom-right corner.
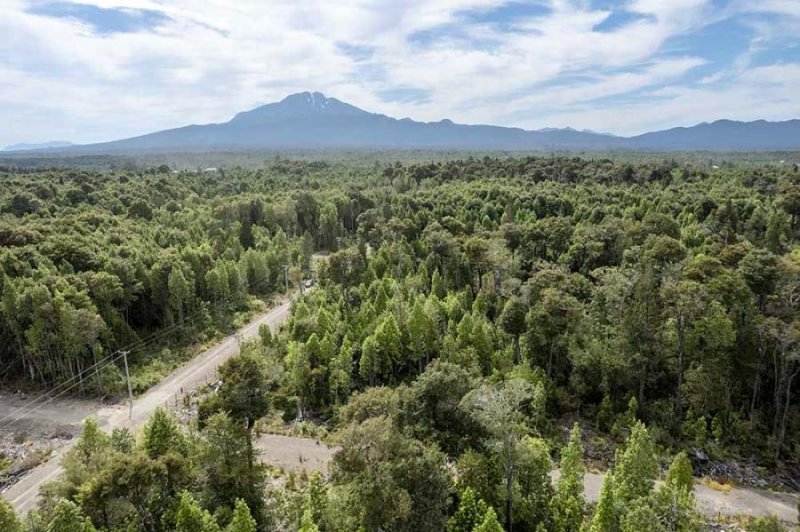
[
  {"x1": 626, "y1": 119, "x2": 800, "y2": 150},
  {"x1": 9, "y1": 93, "x2": 800, "y2": 152},
  {"x1": 4, "y1": 141, "x2": 74, "y2": 152}
]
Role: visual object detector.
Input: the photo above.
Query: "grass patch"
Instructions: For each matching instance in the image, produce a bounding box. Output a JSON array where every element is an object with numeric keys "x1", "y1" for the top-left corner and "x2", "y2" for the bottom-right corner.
[{"x1": 702, "y1": 477, "x2": 733, "y2": 493}]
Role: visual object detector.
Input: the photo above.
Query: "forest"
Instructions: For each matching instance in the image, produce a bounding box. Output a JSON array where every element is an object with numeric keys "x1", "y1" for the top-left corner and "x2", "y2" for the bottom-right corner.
[{"x1": 0, "y1": 155, "x2": 799, "y2": 531}]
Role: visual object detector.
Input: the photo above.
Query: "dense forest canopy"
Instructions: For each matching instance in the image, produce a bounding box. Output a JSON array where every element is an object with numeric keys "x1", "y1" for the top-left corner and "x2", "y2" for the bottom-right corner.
[{"x1": 1, "y1": 155, "x2": 799, "y2": 531}]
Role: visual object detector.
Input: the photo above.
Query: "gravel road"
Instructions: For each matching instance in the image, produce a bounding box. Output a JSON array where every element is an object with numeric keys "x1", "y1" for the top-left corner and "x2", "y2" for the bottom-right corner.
[{"x1": 1, "y1": 296, "x2": 294, "y2": 515}]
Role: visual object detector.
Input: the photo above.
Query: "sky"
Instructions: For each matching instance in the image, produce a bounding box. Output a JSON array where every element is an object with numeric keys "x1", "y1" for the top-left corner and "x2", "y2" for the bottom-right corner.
[{"x1": 2, "y1": 0, "x2": 800, "y2": 146}]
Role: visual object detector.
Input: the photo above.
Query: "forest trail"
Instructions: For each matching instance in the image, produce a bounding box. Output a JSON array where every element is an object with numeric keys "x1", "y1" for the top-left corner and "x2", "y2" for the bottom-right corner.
[{"x1": 1, "y1": 295, "x2": 296, "y2": 516}]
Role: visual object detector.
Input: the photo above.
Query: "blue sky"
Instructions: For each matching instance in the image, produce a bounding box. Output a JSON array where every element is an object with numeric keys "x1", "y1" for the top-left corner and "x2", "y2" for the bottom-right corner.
[{"x1": 1, "y1": 0, "x2": 799, "y2": 146}]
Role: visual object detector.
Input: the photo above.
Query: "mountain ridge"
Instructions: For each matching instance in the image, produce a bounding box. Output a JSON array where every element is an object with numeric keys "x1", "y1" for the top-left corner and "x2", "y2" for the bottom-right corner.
[
  {"x1": 3, "y1": 141, "x2": 75, "y2": 152},
  {"x1": 6, "y1": 92, "x2": 800, "y2": 152}
]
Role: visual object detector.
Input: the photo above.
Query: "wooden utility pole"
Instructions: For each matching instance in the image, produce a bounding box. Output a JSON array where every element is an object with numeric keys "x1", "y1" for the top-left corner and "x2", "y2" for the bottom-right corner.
[
  {"x1": 283, "y1": 264, "x2": 289, "y2": 293},
  {"x1": 121, "y1": 350, "x2": 133, "y2": 421}
]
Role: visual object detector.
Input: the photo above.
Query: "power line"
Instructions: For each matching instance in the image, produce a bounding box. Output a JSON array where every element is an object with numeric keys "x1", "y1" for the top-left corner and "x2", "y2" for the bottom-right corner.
[
  {"x1": 1, "y1": 352, "x2": 127, "y2": 428},
  {"x1": 0, "y1": 349, "x2": 129, "y2": 426},
  {"x1": 0, "y1": 272, "x2": 284, "y2": 429},
  {"x1": 0, "y1": 354, "x2": 23, "y2": 380}
]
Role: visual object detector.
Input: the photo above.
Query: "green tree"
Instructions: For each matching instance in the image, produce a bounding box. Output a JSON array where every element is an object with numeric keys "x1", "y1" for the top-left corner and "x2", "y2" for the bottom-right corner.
[
  {"x1": 61, "y1": 418, "x2": 112, "y2": 491},
  {"x1": 298, "y1": 508, "x2": 320, "y2": 532},
  {"x1": 329, "y1": 335, "x2": 354, "y2": 404},
  {"x1": 553, "y1": 423, "x2": 585, "y2": 532},
  {"x1": 447, "y1": 487, "x2": 488, "y2": 532},
  {"x1": 168, "y1": 267, "x2": 191, "y2": 324},
  {"x1": 620, "y1": 505, "x2": 664, "y2": 532},
  {"x1": 142, "y1": 407, "x2": 186, "y2": 458},
  {"x1": 0, "y1": 497, "x2": 21, "y2": 532},
  {"x1": 218, "y1": 351, "x2": 270, "y2": 430},
  {"x1": 614, "y1": 422, "x2": 658, "y2": 507},
  {"x1": 46, "y1": 499, "x2": 97, "y2": 532},
  {"x1": 304, "y1": 471, "x2": 328, "y2": 526},
  {"x1": 498, "y1": 296, "x2": 527, "y2": 363},
  {"x1": 330, "y1": 415, "x2": 450, "y2": 532},
  {"x1": 175, "y1": 491, "x2": 220, "y2": 532},
  {"x1": 651, "y1": 452, "x2": 700, "y2": 532},
  {"x1": 664, "y1": 451, "x2": 693, "y2": 493},
  {"x1": 462, "y1": 378, "x2": 536, "y2": 530},
  {"x1": 589, "y1": 473, "x2": 617, "y2": 532},
  {"x1": 200, "y1": 413, "x2": 265, "y2": 526},
  {"x1": 408, "y1": 298, "x2": 435, "y2": 371},
  {"x1": 226, "y1": 499, "x2": 257, "y2": 532},
  {"x1": 474, "y1": 507, "x2": 504, "y2": 532}
]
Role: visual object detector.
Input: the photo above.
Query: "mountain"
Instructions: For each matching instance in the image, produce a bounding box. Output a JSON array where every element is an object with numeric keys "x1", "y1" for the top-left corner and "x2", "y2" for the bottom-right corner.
[
  {"x1": 75, "y1": 92, "x2": 621, "y2": 152},
  {"x1": 4, "y1": 141, "x2": 74, "y2": 152},
  {"x1": 9, "y1": 93, "x2": 800, "y2": 152},
  {"x1": 626, "y1": 119, "x2": 800, "y2": 150}
]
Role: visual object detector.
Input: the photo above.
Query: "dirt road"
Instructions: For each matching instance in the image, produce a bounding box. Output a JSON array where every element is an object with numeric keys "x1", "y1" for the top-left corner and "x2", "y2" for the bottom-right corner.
[
  {"x1": 551, "y1": 469, "x2": 799, "y2": 525},
  {"x1": 2, "y1": 296, "x2": 295, "y2": 515}
]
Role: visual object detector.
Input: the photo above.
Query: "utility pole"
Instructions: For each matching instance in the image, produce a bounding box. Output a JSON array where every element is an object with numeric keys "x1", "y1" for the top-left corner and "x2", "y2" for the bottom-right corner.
[
  {"x1": 283, "y1": 264, "x2": 289, "y2": 293},
  {"x1": 121, "y1": 350, "x2": 133, "y2": 421}
]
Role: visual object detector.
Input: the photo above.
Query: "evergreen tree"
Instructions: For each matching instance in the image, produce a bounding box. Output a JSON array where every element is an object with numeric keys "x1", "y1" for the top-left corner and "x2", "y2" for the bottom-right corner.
[
  {"x1": 298, "y1": 508, "x2": 321, "y2": 532},
  {"x1": 432, "y1": 268, "x2": 446, "y2": 299},
  {"x1": 614, "y1": 422, "x2": 658, "y2": 506},
  {"x1": 408, "y1": 298, "x2": 435, "y2": 371},
  {"x1": 652, "y1": 452, "x2": 700, "y2": 532},
  {"x1": 589, "y1": 473, "x2": 617, "y2": 532},
  {"x1": 226, "y1": 499, "x2": 257, "y2": 532},
  {"x1": 304, "y1": 472, "x2": 328, "y2": 526},
  {"x1": 46, "y1": 499, "x2": 97, "y2": 532},
  {"x1": 0, "y1": 497, "x2": 21, "y2": 532},
  {"x1": 142, "y1": 407, "x2": 186, "y2": 458},
  {"x1": 620, "y1": 505, "x2": 664, "y2": 532},
  {"x1": 664, "y1": 451, "x2": 693, "y2": 493},
  {"x1": 168, "y1": 267, "x2": 191, "y2": 324},
  {"x1": 553, "y1": 423, "x2": 585, "y2": 532},
  {"x1": 447, "y1": 487, "x2": 489, "y2": 532},
  {"x1": 175, "y1": 491, "x2": 220, "y2": 532},
  {"x1": 498, "y1": 296, "x2": 527, "y2": 363},
  {"x1": 474, "y1": 507, "x2": 504, "y2": 532},
  {"x1": 329, "y1": 335, "x2": 355, "y2": 404}
]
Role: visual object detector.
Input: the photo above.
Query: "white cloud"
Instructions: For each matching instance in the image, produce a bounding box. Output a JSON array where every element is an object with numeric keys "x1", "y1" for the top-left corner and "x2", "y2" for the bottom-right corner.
[{"x1": 0, "y1": 0, "x2": 798, "y2": 145}]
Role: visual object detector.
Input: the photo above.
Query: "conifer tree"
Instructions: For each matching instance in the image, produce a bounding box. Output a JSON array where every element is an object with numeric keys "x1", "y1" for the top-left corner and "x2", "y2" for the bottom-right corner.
[
  {"x1": 447, "y1": 487, "x2": 488, "y2": 532},
  {"x1": 142, "y1": 407, "x2": 186, "y2": 458},
  {"x1": 653, "y1": 452, "x2": 700, "y2": 531},
  {"x1": 175, "y1": 491, "x2": 220, "y2": 532},
  {"x1": 664, "y1": 451, "x2": 693, "y2": 493},
  {"x1": 298, "y1": 508, "x2": 320, "y2": 532},
  {"x1": 589, "y1": 473, "x2": 617, "y2": 532},
  {"x1": 474, "y1": 507, "x2": 504, "y2": 532},
  {"x1": 0, "y1": 497, "x2": 21, "y2": 532},
  {"x1": 553, "y1": 423, "x2": 585, "y2": 532},
  {"x1": 46, "y1": 499, "x2": 97, "y2": 532},
  {"x1": 226, "y1": 499, "x2": 257, "y2": 532},
  {"x1": 620, "y1": 505, "x2": 664, "y2": 532},
  {"x1": 614, "y1": 421, "x2": 657, "y2": 506}
]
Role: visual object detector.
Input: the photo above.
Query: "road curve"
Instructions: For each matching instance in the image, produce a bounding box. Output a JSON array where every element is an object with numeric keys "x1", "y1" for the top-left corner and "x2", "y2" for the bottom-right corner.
[{"x1": 2, "y1": 296, "x2": 295, "y2": 516}]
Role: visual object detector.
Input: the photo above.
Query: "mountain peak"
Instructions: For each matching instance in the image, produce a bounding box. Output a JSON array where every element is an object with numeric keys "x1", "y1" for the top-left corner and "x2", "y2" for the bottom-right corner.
[
  {"x1": 230, "y1": 91, "x2": 368, "y2": 124},
  {"x1": 281, "y1": 91, "x2": 332, "y2": 110}
]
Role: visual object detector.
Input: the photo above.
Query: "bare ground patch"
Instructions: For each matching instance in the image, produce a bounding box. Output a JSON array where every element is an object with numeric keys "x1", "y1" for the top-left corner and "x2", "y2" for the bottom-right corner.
[{"x1": 255, "y1": 433, "x2": 337, "y2": 474}]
